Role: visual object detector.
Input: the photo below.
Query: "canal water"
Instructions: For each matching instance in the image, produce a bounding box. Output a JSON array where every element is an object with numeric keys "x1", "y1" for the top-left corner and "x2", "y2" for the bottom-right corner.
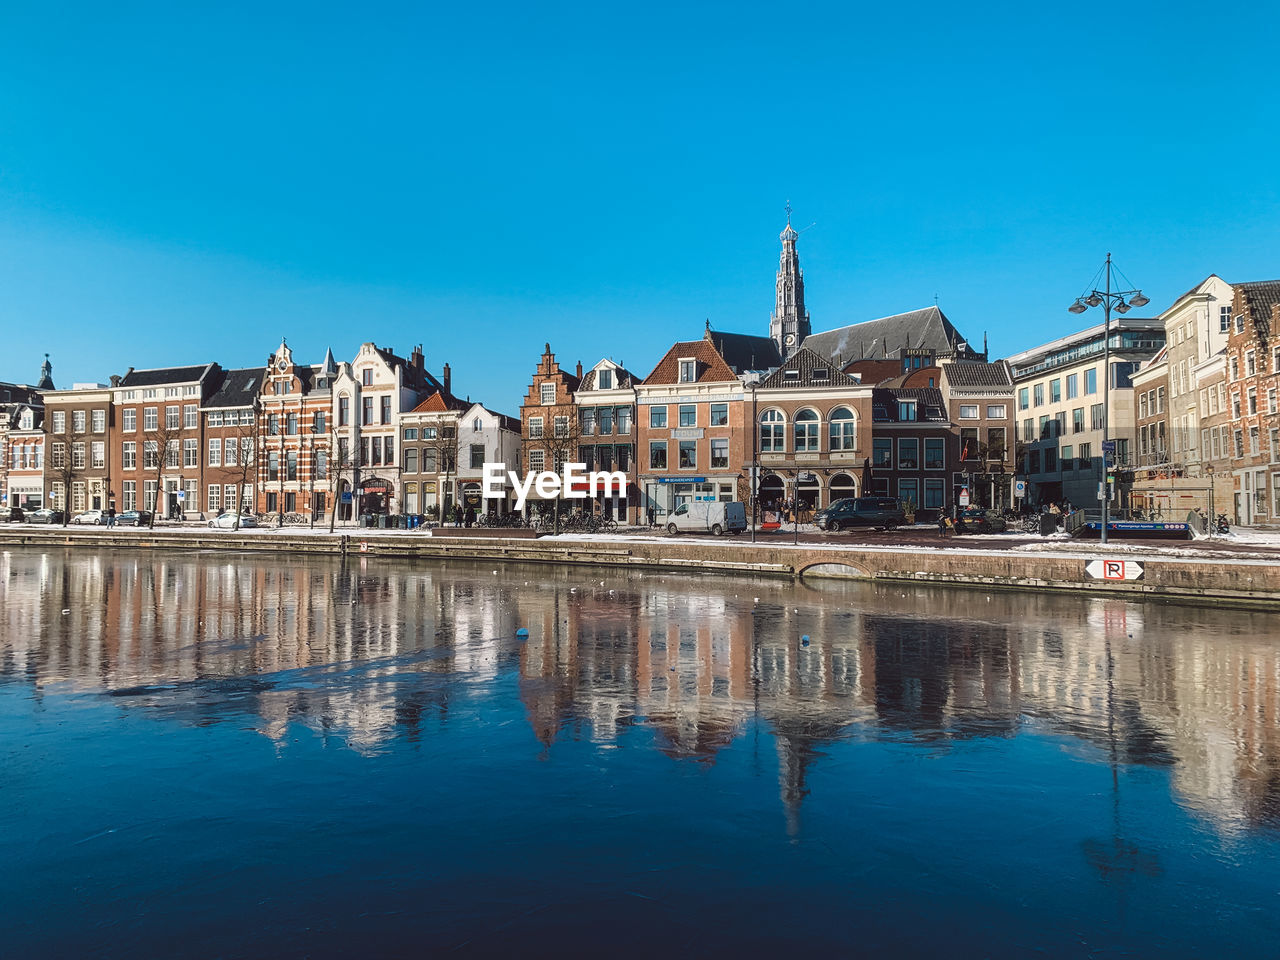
[{"x1": 1, "y1": 548, "x2": 1278, "y2": 958}]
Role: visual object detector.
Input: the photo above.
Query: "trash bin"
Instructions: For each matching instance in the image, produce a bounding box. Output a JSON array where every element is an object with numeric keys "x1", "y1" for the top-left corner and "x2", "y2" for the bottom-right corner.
[
  {"x1": 378, "y1": 514, "x2": 388, "y2": 529},
  {"x1": 1039, "y1": 514, "x2": 1057, "y2": 536}
]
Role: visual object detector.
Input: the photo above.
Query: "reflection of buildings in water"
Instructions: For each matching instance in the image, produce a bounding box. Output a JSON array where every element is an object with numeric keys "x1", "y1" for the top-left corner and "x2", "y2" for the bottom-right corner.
[
  {"x1": 0, "y1": 552, "x2": 522, "y2": 754},
  {"x1": 3, "y1": 551, "x2": 1280, "y2": 828}
]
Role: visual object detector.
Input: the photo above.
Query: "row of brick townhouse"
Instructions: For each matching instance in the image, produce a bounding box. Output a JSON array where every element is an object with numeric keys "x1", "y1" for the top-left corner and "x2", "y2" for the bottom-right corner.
[
  {"x1": 1, "y1": 339, "x2": 528, "y2": 524},
  {"x1": 7, "y1": 217, "x2": 1275, "y2": 529}
]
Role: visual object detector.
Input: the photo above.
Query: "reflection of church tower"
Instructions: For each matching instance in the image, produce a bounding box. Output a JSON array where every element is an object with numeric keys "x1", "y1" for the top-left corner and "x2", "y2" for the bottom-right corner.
[
  {"x1": 36, "y1": 353, "x2": 54, "y2": 390},
  {"x1": 768, "y1": 207, "x2": 811, "y2": 359}
]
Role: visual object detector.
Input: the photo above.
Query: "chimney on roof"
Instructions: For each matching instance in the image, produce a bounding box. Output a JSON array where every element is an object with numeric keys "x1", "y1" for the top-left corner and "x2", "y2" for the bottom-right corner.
[
  {"x1": 410, "y1": 345, "x2": 424, "y2": 371},
  {"x1": 442, "y1": 363, "x2": 451, "y2": 395},
  {"x1": 109, "y1": 374, "x2": 122, "y2": 388},
  {"x1": 576, "y1": 361, "x2": 583, "y2": 379}
]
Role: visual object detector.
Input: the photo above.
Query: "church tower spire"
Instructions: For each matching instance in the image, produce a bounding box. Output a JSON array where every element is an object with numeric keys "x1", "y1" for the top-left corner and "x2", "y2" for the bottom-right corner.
[{"x1": 769, "y1": 203, "x2": 810, "y2": 358}]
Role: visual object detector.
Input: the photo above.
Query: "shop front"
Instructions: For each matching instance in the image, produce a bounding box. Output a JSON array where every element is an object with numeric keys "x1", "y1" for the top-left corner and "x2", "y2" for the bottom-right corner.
[
  {"x1": 6, "y1": 480, "x2": 43, "y2": 511},
  {"x1": 358, "y1": 476, "x2": 392, "y2": 515}
]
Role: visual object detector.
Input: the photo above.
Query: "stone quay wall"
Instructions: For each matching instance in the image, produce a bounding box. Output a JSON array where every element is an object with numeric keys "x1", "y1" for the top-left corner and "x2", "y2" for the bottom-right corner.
[{"x1": 1, "y1": 527, "x2": 1276, "y2": 610}]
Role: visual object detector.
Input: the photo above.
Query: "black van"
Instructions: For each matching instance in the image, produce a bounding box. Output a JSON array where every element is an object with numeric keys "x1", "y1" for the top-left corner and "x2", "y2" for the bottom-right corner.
[{"x1": 814, "y1": 497, "x2": 906, "y2": 532}]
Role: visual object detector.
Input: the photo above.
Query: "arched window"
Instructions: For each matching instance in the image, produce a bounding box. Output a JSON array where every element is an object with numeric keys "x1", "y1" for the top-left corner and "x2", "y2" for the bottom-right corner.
[
  {"x1": 828, "y1": 406, "x2": 856, "y2": 451},
  {"x1": 794, "y1": 409, "x2": 819, "y2": 452},
  {"x1": 760, "y1": 409, "x2": 786, "y2": 452}
]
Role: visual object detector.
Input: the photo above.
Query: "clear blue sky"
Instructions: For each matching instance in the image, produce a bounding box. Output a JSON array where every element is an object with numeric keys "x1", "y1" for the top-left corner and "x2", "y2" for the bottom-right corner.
[{"x1": 2, "y1": 1, "x2": 1277, "y2": 413}]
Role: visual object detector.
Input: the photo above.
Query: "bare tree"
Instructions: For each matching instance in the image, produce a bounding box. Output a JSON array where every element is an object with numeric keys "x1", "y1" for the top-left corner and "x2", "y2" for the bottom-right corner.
[
  {"x1": 327, "y1": 434, "x2": 359, "y2": 534},
  {"x1": 48, "y1": 425, "x2": 86, "y2": 527},
  {"x1": 227, "y1": 415, "x2": 260, "y2": 531},
  {"x1": 421, "y1": 426, "x2": 457, "y2": 525},
  {"x1": 146, "y1": 415, "x2": 187, "y2": 530}
]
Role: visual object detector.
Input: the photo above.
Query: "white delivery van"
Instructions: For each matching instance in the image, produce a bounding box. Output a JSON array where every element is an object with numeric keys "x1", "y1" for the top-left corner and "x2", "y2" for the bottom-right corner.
[{"x1": 665, "y1": 500, "x2": 747, "y2": 536}]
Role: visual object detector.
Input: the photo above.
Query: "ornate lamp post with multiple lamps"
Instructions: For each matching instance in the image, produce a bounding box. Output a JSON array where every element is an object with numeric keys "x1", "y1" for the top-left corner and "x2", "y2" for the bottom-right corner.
[{"x1": 1068, "y1": 253, "x2": 1149, "y2": 545}]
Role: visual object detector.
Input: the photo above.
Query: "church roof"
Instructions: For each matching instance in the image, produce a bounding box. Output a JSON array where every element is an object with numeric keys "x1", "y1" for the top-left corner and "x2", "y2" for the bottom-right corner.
[{"x1": 802, "y1": 306, "x2": 976, "y2": 365}]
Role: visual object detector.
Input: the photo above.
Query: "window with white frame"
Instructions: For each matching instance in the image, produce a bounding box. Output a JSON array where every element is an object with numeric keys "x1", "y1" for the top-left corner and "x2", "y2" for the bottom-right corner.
[
  {"x1": 92, "y1": 410, "x2": 106, "y2": 433},
  {"x1": 958, "y1": 404, "x2": 979, "y2": 419},
  {"x1": 759, "y1": 409, "x2": 785, "y2": 452},
  {"x1": 828, "y1": 407, "x2": 856, "y2": 450},
  {"x1": 122, "y1": 442, "x2": 136, "y2": 469},
  {"x1": 183, "y1": 438, "x2": 198, "y2": 467},
  {"x1": 540, "y1": 382, "x2": 556, "y2": 405},
  {"x1": 143, "y1": 441, "x2": 159, "y2": 469},
  {"x1": 123, "y1": 481, "x2": 136, "y2": 512},
  {"x1": 72, "y1": 442, "x2": 86, "y2": 469},
  {"x1": 794, "y1": 409, "x2": 819, "y2": 451},
  {"x1": 208, "y1": 438, "x2": 221, "y2": 466},
  {"x1": 678, "y1": 359, "x2": 697, "y2": 383},
  {"x1": 144, "y1": 407, "x2": 158, "y2": 430},
  {"x1": 91, "y1": 442, "x2": 104, "y2": 469},
  {"x1": 184, "y1": 405, "x2": 198, "y2": 429},
  {"x1": 208, "y1": 485, "x2": 221, "y2": 513},
  {"x1": 529, "y1": 449, "x2": 545, "y2": 472},
  {"x1": 166, "y1": 406, "x2": 180, "y2": 429},
  {"x1": 528, "y1": 416, "x2": 543, "y2": 438},
  {"x1": 52, "y1": 411, "x2": 65, "y2": 433},
  {"x1": 123, "y1": 409, "x2": 136, "y2": 431}
]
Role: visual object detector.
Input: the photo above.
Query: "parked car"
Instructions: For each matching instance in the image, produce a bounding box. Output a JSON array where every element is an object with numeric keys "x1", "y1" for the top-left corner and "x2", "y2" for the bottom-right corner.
[
  {"x1": 209, "y1": 512, "x2": 259, "y2": 529},
  {"x1": 953, "y1": 507, "x2": 1007, "y2": 535},
  {"x1": 814, "y1": 497, "x2": 906, "y2": 532},
  {"x1": 2, "y1": 507, "x2": 24, "y2": 522},
  {"x1": 71, "y1": 509, "x2": 105, "y2": 525},
  {"x1": 26, "y1": 509, "x2": 67, "y2": 524},
  {"x1": 665, "y1": 501, "x2": 747, "y2": 536},
  {"x1": 115, "y1": 510, "x2": 153, "y2": 527}
]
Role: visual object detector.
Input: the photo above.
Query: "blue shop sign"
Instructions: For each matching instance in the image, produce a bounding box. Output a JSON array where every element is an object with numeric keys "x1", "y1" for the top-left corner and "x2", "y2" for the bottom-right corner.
[{"x1": 655, "y1": 477, "x2": 706, "y2": 484}]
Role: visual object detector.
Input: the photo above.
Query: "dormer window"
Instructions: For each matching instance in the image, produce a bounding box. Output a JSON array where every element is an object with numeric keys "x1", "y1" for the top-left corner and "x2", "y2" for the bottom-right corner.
[
  {"x1": 679, "y1": 359, "x2": 697, "y2": 383},
  {"x1": 783, "y1": 369, "x2": 800, "y2": 381},
  {"x1": 19, "y1": 410, "x2": 32, "y2": 430},
  {"x1": 811, "y1": 368, "x2": 829, "y2": 381},
  {"x1": 598, "y1": 370, "x2": 613, "y2": 390},
  {"x1": 898, "y1": 401, "x2": 918, "y2": 421}
]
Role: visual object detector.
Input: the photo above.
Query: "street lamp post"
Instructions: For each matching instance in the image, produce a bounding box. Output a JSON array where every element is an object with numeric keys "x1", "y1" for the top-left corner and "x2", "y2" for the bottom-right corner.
[
  {"x1": 1069, "y1": 253, "x2": 1149, "y2": 545},
  {"x1": 750, "y1": 380, "x2": 758, "y2": 543}
]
